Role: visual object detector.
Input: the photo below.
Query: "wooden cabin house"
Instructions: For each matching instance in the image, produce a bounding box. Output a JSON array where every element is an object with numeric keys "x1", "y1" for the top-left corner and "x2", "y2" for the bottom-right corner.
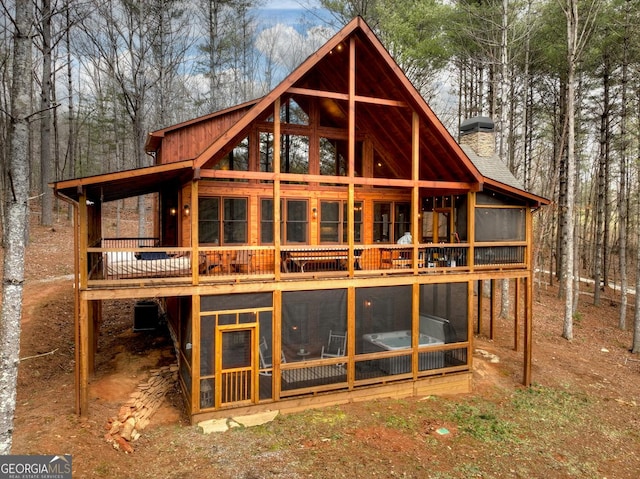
[{"x1": 53, "y1": 17, "x2": 547, "y2": 423}]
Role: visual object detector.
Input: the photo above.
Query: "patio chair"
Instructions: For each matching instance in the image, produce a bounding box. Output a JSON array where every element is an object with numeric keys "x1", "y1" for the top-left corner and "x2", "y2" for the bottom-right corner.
[
  {"x1": 321, "y1": 330, "x2": 347, "y2": 359},
  {"x1": 259, "y1": 336, "x2": 286, "y2": 375},
  {"x1": 231, "y1": 249, "x2": 253, "y2": 273}
]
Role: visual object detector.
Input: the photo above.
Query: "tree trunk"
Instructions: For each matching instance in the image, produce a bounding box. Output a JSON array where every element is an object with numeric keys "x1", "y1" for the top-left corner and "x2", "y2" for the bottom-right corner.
[
  {"x1": 633, "y1": 84, "x2": 640, "y2": 353},
  {"x1": 1, "y1": 0, "x2": 33, "y2": 454},
  {"x1": 40, "y1": 0, "x2": 53, "y2": 226},
  {"x1": 594, "y1": 59, "x2": 610, "y2": 306},
  {"x1": 64, "y1": 1, "x2": 75, "y2": 221},
  {"x1": 618, "y1": 0, "x2": 630, "y2": 330},
  {"x1": 498, "y1": 0, "x2": 510, "y2": 319},
  {"x1": 633, "y1": 202, "x2": 640, "y2": 353},
  {"x1": 562, "y1": 0, "x2": 578, "y2": 340}
]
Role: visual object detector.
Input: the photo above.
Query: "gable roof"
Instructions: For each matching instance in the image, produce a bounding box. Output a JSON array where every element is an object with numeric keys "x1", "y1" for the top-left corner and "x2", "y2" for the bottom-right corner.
[
  {"x1": 53, "y1": 16, "x2": 548, "y2": 206},
  {"x1": 190, "y1": 17, "x2": 484, "y2": 187}
]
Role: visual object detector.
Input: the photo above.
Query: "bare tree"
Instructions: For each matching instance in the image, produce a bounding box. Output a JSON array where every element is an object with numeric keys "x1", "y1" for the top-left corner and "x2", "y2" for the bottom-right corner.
[
  {"x1": 1, "y1": 0, "x2": 34, "y2": 454},
  {"x1": 617, "y1": 0, "x2": 631, "y2": 330},
  {"x1": 79, "y1": 0, "x2": 164, "y2": 234},
  {"x1": 593, "y1": 54, "x2": 611, "y2": 306},
  {"x1": 38, "y1": 0, "x2": 53, "y2": 226}
]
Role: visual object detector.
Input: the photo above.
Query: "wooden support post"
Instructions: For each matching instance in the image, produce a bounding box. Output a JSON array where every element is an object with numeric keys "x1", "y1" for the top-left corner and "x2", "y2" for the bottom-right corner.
[
  {"x1": 467, "y1": 280, "x2": 474, "y2": 369},
  {"x1": 274, "y1": 98, "x2": 282, "y2": 280},
  {"x1": 273, "y1": 290, "x2": 282, "y2": 399},
  {"x1": 191, "y1": 180, "x2": 199, "y2": 285},
  {"x1": 477, "y1": 280, "x2": 483, "y2": 335},
  {"x1": 411, "y1": 112, "x2": 420, "y2": 273},
  {"x1": 514, "y1": 278, "x2": 520, "y2": 351},
  {"x1": 78, "y1": 297, "x2": 89, "y2": 416},
  {"x1": 347, "y1": 287, "x2": 355, "y2": 386},
  {"x1": 490, "y1": 279, "x2": 496, "y2": 340},
  {"x1": 89, "y1": 300, "x2": 101, "y2": 374},
  {"x1": 468, "y1": 192, "x2": 476, "y2": 271},
  {"x1": 411, "y1": 283, "x2": 420, "y2": 378},
  {"x1": 73, "y1": 205, "x2": 81, "y2": 415},
  {"x1": 347, "y1": 37, "x2": 356, "y2": 277},
  {"x1": 524, "y1": 275, "x2": 533, "y2": 386},
  {"x1": 78, "y1": 191, "x2": 88, "y2": 290},
  {"x1": 523, "y1": 203, "x2": 534, "y2": 385},
  {"x1": 192, "y1": 294, "x2": 201, "y2": 413}
]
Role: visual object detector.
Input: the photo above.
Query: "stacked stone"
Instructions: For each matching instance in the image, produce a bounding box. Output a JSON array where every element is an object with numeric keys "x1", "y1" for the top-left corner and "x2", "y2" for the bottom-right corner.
[{"x1": 105, "y1": 363, "x2": 178, "y2": 453}]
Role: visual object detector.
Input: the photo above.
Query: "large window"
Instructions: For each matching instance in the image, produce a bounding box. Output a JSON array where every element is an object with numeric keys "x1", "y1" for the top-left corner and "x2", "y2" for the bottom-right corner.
[
  {"x1": 214, "y1": 137, "x2": 249, "y2": 171},
  {"x1": 320, "y1": 138, "x2": 347, "y2": 176},
  {"x1": 319, "y1": 138, "x2": 364, "y2": 177},
  {"x1": 319, "y1": 200, "x2": 363, "y2": 243},
  {"x1": 373, "y1": 201, "x2": 410, "y2": 243},
  {"x1": 260, "y1": 198, "x2": 308, "y2": 244},
  {"x1": 199, "y1": 197, "x2": 247, "y2": 244},
  {"x1": 259, "y1": 132, "x2": 309, "y2": 174}
]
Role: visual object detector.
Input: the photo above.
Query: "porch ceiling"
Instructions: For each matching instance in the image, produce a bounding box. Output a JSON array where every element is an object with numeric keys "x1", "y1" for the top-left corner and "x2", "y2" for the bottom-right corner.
[{"x1": 52, "y1": 161, "x2": 194, "y2": 203}]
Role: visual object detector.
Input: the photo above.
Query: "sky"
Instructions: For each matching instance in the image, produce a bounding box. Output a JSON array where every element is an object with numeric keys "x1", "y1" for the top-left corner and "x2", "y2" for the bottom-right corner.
[
  {"x1": 253, "y1": 1, "x2": 333, "y2": 35},
  {"x1": 262, "y1": 1, "x2": 320, "y2": 9}
]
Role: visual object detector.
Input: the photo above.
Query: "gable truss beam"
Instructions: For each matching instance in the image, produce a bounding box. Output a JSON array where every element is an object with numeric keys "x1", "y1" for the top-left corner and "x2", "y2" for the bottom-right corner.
[
  {"x1": 198, "y1": 168, "x2": 477, "y2": 190},
  {"x1": 286, "y1": 87, "x2": 408, "y2": 109}
]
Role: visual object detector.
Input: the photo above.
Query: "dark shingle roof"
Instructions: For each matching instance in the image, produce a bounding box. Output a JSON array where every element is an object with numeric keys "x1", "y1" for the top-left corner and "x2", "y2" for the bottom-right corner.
[{"x1": 460, "y1": 145, "x2": 524, "y2": 191}]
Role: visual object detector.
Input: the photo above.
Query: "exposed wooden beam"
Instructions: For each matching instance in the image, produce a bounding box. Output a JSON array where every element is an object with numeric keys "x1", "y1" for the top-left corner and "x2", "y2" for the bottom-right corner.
[
  {"x1": 287, "y1": 86, "x2": 408, "y2": 108},
  {"x1": 54, "y1": 159, "x2": 194, "y2": 190},
  {"x1": 198, "y1": 168, "x2": 476, "y2": 191}
]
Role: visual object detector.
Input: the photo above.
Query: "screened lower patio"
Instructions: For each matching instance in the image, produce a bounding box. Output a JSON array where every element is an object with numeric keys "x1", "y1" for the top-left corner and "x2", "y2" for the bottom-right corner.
[{"x1": 181, "y1": 282, "x2": 473, "y2": 418}]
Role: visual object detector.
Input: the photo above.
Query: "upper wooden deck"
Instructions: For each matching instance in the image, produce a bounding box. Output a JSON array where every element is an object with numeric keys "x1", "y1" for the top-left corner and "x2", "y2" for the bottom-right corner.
[{"x1": 85, "y1": 239, "x2": 528, "y2": 290}]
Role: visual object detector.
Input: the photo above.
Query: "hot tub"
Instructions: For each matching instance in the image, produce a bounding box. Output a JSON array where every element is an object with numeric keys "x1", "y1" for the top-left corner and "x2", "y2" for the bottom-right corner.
[
  {"x1": 362, "y1": 330, "x2": 444, "y2": 373},
  {"x1": 362, "y1": 330, "x2": 442, "y2": 350}
]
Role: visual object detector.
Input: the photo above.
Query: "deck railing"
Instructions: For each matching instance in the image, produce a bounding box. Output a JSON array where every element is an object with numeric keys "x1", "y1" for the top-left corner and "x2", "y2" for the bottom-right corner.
[{"x1": 86, "y1": 239, "x2": 527, "y2": 285}]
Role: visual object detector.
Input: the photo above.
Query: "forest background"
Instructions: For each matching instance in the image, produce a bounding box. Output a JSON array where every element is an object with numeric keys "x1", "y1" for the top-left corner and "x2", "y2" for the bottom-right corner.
[{"x1": 1, "y1": 0, "x2": 640, "y2": 453}]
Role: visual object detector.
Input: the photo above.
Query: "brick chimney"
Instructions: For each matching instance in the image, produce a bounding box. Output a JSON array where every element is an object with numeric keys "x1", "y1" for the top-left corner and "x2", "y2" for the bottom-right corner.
[{"x1": 459, "y1": 116, "x2": 495, "y2": 157}]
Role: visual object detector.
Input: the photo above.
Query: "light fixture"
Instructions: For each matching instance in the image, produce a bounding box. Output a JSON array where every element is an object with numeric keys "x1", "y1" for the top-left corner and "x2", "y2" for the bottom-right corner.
[
  {"x1": 312, "y1": 207, "x2": 317, "y2": 219},
  {"x1": 183, "y1": 204, "x2": 190, "y2": 216},
  {"x1": 169, "y1": 207, "x2": 177, "y2": 216}
]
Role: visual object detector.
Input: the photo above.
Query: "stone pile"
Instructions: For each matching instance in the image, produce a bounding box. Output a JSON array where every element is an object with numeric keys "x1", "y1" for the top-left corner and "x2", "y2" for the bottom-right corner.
[{"x1": 105, "y1": 363, "x2": 178, "y2": 453}]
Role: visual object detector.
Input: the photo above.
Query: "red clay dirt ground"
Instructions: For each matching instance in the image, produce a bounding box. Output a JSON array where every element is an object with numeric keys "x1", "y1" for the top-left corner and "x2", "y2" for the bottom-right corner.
[{"x1": 5, "y1": 213, "x2": 640, "y2": 478}]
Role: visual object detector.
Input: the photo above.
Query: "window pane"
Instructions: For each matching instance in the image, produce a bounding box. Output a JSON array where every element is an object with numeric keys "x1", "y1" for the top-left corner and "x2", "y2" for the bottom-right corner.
[
  {"x1": 286, "y1": 200, "x2": 307, "y2": 243},
  {"x1": 344, "y1": 202, "x2": 363, "y2": 243},
  {"x1": 260, "y1": 132, "x2": 274, "y2": 172},
  {"x1": 320, "y1": 201, "x2": 340, "y2": 243},
  {"x1": 438, "y1": 212, "x2": 449, "y2": 241},
  {"x1": 215, "y1": 137, "x2": 249, "y2": 171},
  {"x1": 373, "y1": 203, "x2": 391, "y2": 243},
  {"x1": 280, "y1": 99, "x2": 309, "y2": 125},
  {"x1": 261, "y1": 199, "x2": 274, "y2": 244},
  {"x1": 224, "y1": 198, "x2": 247, "y2": 244},
  {"x1": 224, "y1": 198, "x2": 247, "y2": 220},
  {"x1": 321, "y1": 201, "x2": 340, "y2": 221},
  {"x1": 199, "y1": 197, "x2": 219, "y2": 244},
  {"x1": 287, "y1": 200, "x2": 307, "y2": 221},
  {"x1": 394, "y1": 203, "x2": 411, "y2": 241},
  {"x1": 199, "y1": 197, "x2": 219, "y2": 221},
  {"x1": 319, "y1": 138, "x2": 347, "y2": 176},
  {"x1": 281, "y1": 135, "x2": 309, "y2": 174}
]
